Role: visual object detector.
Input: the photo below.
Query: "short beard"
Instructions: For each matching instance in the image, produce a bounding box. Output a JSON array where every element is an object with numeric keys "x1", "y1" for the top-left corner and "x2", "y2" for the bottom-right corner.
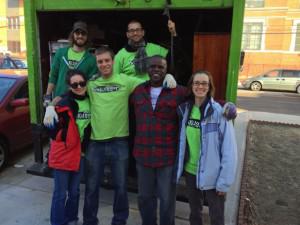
[
  {"x1": 73, "y1": 37, "x2": 87, "y2": 48},
  {"x1": 128, "y1": 38, "x2": 145, "y2": 49}
]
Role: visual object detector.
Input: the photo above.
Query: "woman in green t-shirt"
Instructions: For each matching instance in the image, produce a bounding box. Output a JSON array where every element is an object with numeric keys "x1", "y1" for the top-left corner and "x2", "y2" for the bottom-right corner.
[
  {"x1": 47, "y1": 69, "x2": 91, "y2": 225},
  {"x1": 175, "y1": 70, "x2": 238, "y2": 225}
]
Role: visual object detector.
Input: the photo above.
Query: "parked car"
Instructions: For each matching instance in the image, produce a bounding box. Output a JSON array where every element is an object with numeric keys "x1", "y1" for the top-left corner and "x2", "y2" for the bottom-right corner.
[
  {"x1": 0, "y1": 56, "x2": 28, "y2": 75},
  {"x1": 241, "y1": 69, "x2": 300, "y2": 93},
  {"x1": 0, "y1": 74, "x2": 31, "y2": 170},
  {"x1": 12, "y1": 58, "x2": 27, "y2": 69}
]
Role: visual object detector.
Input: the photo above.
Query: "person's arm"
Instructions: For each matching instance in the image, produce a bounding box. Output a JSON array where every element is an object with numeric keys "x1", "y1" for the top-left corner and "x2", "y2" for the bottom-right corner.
[
  {"x1": 44, "y1": 83, "x2": 62, "y2": 107},
  {"x1": 126, "y1": 73, "x2": 177, "y2": 93},
  {"x1": 43, "y1": 83, "x2": 55, "y2": 106},
  {"x1": 216, "y1": 118, "x2": 238, "y2": 193},
  {"x1": 48, "y1": 49, "x2": 61, "y2": 88},
  {"x1": 44, "y1": 49, "x2": 62, "y2": 106},
  {"x1": 165, "y1": 20, "x2": 191, "y2": 77},
  {"x1": 216, "y1": 100, "x2": 237, "y2": 120},
  {"x1": 45, "y1": 108, "x2": 64, "y2": 138},
  {"x1": 86, "y1": 55, "x2": 99, "y2": 79},
  {"x1": 168, "y1": 19, "x2": 177, "y2": 37},
  {"x1": 113, "y1": 51, "x2": 122, "y2": 74},
  {"x1": 43, "y1": 93, "x2": 67, "y2": 128},
  {"x1": 127, "y1": 75, "x2": 145, "y2": 93},
  {"x1": 45, "y1": 83, "x2": 55, "y2": 96}
]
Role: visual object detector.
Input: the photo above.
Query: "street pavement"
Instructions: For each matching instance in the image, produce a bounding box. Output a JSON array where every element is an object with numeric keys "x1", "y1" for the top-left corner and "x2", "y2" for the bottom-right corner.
[
  {"x1": 0, "y1": 147, "x2": 210, "y2": 225},
  {"x1": 1, "y1": 99, "x2": 300, "y2": 225},
  {"x1": 237, "y1": 89, "x2": 300, "y2": 116}
]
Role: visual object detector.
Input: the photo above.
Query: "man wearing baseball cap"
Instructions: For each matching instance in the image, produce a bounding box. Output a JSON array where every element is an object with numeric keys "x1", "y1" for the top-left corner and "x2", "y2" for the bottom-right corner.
[{"x1": 44, "y1": 20, "x2": 98, "y2": 106}]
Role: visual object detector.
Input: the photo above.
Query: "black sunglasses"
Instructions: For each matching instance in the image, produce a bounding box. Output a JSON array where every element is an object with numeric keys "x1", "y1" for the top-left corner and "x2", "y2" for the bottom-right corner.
[
  {"x1": 70, "y1": 81, "x2": 87, "y2": 89},
  {"x1": 74, "y1": 29, "x2": 87, "y2": 36}
]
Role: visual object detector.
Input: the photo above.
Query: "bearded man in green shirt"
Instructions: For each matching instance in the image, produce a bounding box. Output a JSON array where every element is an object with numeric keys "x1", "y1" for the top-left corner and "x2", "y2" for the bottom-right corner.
[
  {"x1": 44, "y1": 21, "x2": 98, "y2": 106},
  {"x1": 113, "y1": 19, "x2": 177, "y2": 81}
]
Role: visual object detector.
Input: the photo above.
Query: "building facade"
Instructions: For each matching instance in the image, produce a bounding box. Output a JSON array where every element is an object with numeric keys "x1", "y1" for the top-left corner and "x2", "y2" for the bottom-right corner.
[
  {"x1": 240, "y1": 0, "x2": 300, "y2": 80},
  {"x1": 0, "y1": 0, "x2": 26, "y2": 58}
]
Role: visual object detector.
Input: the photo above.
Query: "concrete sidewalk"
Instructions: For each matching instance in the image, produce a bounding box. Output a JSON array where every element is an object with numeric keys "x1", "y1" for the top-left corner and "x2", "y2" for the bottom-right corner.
[
  {"x1": 1, "y1": 111, "x2": 299, "y2": 225},
  {"x1": 0, "y1": 163, "x2": 191, "y2": 225},
  {"x1": 0, "y1": 150, "x2": 209, "y2": 225},
  {"x1": 225, "y1": 110, "x2": 300, "y2": 225}
]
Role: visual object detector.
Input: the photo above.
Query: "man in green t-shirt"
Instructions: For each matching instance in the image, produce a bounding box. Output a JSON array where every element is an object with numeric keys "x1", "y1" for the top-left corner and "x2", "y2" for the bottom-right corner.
[
  {"x1": 43, "y1": 46, "x2": 176, "y2": 225},
  {"x1": 44, "y1": 21, "x2": 98, "y2": 105},
  {"x1": 82, "y1": 47, "x2": 176, "y2": 225},
  {"x1": 113, "y1": 19, "x2": 177, "y2": 81}
]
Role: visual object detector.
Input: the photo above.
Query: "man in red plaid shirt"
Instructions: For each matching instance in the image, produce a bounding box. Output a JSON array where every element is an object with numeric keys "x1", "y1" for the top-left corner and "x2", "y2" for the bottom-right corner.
[{"x1": 130, "y1": 55, "x2": 186, "y2": 225}]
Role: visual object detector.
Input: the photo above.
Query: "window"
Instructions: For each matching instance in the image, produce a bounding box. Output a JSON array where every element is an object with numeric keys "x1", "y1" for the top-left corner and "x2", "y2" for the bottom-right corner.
[
  {"x1": 0, "y1": 78, "x2": 16, "y2": 102},
  {"x1": 15, "y1": 83, "x2": 29, "y2": 99},
  {"x1": 294, "y1": 23, "x2": 300, "y2": 51},
  {"x1": 265, "y1": 70, "x2": 279, "y2": 78},
  {"x1": 7, "y1": 16, "x2": 20, "y2": 30},
  {"x1": 1, "y1": 58, "x2": 17, "y2": 69},
  {"x1": 242, "y1": 22, "x2": 263, "y2": 50},
  {"x1": 14, "y1": 59, "x2": 27, "y2": 69},
  {"x1": 7, "y1": 41, "x2": 21, "y2": 53},
  {"x1": 7, "y1": 0, "x2": 19, "y2": 8},
  {"x1": 290, "y1": 20, "x2": 300, "y2": 52},
  {"x1": 282, "y1": 71, "x2": 300, "y2": 78},
  {"x1": 245, "y1": 0, "x2": 264, "y2": 8}
]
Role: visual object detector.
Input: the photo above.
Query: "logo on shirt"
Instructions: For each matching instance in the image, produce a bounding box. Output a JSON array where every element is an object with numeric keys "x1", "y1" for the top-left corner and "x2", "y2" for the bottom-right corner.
[
  {"x1": 68, "y1": 59, "x2": 79, "y2": 70},
  {"x1": 77, "y1": 112, "x2": 91, "y2": 120},
  {"x1": 93, "y1": 85, "x2": 121, "y2": 93},
  {"x1": 187, "y1": 119, "x2": 201, "y2": 129}
]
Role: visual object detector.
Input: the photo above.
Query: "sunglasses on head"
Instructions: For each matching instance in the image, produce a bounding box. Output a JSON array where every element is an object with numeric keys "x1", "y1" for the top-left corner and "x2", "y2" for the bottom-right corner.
[
  {"x1": 70, "y1": 81, "x2": 87, "y2": 89},
  {"x1": 74, "y1": 29, "x2": 87, "y2": 36}
]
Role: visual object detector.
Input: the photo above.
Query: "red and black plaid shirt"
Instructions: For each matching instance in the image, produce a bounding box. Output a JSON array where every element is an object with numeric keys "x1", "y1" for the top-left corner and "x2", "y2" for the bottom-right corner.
[{"x1": 131, "y1": 82, "x2": 187, "y2": 168}]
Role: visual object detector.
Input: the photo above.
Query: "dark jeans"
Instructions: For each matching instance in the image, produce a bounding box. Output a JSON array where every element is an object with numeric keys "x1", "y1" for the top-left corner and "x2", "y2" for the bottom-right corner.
[
  {"x1": 185, "y1": 172, "x2": 225, "y2": 225},
  {"x1": 136, "y1": 164, "x2": 176, "y2": 225},
  {"x1": 83, "y1": 139, "x2": 129, "y2": 225},
  {"x1": 50, "y1": 158, "x2": 84, "y2": 225}
]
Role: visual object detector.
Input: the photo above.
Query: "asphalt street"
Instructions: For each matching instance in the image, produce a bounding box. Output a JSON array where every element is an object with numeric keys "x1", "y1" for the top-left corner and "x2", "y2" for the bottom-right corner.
[
  {"x1": 1, "y1": 142, "x2": 216, "y2": 225},
  {"x1": 0, "y1": 147, "x2": 198, "y2": 225},
  {"x1": 1, "y1": 88, "x2": 299, "y2": 225},
  {"x1": 237, "y1": 89, "x2": 300, "y2": 116}
]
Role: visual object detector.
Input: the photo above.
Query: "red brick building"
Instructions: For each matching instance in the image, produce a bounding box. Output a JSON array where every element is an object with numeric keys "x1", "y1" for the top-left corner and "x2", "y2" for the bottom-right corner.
[{"x1": 240, "y1": 0, "x2": 300, "y2": 80}]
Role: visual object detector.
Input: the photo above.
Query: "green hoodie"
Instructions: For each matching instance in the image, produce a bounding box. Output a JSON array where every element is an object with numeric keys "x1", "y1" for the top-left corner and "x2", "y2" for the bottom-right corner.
[{"x1": 48, "y1": 47, "x2": 98, "y2": 97}]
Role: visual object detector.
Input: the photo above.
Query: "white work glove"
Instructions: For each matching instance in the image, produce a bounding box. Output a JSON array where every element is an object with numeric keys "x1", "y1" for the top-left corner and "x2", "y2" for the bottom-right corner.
[
  {"x1": 223, "y1": 102, "x2": 237, "y2": 120},
  {"x1": 43, "y1": 105, "x2": 58, "y2": 129},
  {"x1": 163, "y1": 73, "x2": 177, "y2": 89}
]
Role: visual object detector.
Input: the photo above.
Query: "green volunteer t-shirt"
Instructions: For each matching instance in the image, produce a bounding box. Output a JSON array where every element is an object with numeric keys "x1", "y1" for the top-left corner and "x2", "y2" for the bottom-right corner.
[
  {"x1": 185, "y1": 105, "x2": 201, "y2": 175},
  {"x1": 87, "y1": 73, "x2": 142, "y2": 140},
  {"x1": 113, "y1": 42, "x2": 168, "y2": 81},
  {"x1": 75, "y1": 98, "x2": 91, "y2": 141},
  {"x1": 67, "y1": 48, "x2": 85, "y2": 69}
]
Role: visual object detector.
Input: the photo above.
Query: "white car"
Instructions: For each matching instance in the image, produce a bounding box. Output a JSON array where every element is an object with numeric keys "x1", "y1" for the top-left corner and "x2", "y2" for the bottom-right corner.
[{"x1": 241, "y1": 69, "x2": 300, "y2": 93}]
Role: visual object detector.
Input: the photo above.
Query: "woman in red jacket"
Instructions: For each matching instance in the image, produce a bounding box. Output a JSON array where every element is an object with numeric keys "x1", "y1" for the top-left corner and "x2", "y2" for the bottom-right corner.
[{"x1": 47, "y1": 69, "x2": 90, "y2": 225}]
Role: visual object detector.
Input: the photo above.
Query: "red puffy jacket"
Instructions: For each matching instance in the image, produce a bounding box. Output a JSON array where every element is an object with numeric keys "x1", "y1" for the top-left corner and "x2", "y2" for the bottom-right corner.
[{"x1": 48, "y1": 105, "x2": 81, "y2": 171}]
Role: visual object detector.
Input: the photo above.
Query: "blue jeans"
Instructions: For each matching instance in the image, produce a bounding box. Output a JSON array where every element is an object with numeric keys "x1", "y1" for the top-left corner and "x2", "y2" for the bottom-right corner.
[
  {"x1": 50, "y1": 158, "x2": 84, "y2": 225},
  {"x1": 136, "y1": 164, "x2": 176, "y2": 225},
  {"x1": 83, "y1": 139, "x2": 129, "y2": 225}
]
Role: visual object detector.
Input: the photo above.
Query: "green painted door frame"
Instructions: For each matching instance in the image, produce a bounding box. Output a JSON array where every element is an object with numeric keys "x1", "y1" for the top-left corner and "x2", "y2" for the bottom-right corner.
[
  {"x1": 24, "y1": 0, "x2": 42, "y2": 124},
  {"x1": 24, "y1": 0, "x2": 244, "y2": 124},
  {"x1": 226, "y1": 0, "x2": 245, "y2": 102}
]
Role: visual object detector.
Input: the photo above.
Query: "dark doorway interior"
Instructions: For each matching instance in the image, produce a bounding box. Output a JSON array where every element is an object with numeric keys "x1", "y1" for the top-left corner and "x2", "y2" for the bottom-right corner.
[
  {"x1": 38, "y1": 8, "x2": 232, "y2": 90},
  {"x1": 36, "y1": 9, "x2": 233, "y2": 195}
]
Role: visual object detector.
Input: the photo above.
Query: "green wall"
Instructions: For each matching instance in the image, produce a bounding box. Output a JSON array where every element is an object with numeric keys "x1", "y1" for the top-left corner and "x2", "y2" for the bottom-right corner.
[
  {"x1": 24, "y1": 0, "x2": 244, "y2": 124},
  {"x1": 35, "y1": 0, "x2": 233, "y2": 10}
]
